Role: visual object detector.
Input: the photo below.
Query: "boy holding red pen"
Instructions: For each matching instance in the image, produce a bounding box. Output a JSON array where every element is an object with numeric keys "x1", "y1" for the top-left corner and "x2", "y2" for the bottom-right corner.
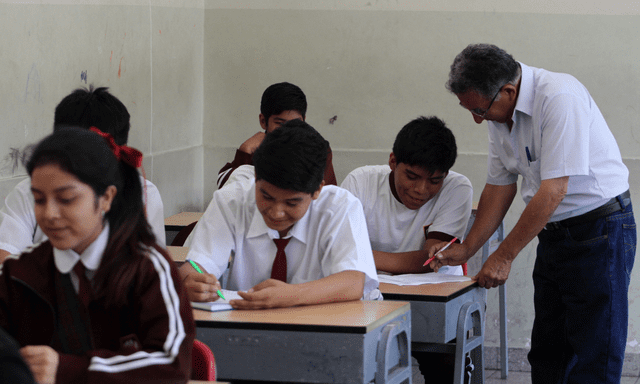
[
  {"x1": 341, "y1": 115, "x2": 473, "y2": 383},
  {"x1": 341, "y1": 116, "x2": 472, "y2": 276}
]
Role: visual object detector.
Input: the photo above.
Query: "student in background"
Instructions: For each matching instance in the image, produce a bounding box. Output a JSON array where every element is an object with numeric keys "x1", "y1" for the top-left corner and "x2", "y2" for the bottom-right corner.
[
  {"x1": 216, "y1": 82, "x2": 337, "y2": 188},
  {"x1": 0, "y1": 326, "x2": 35, "y2": 384},
  {"x1": 341, "y1": 116, "x2": 471, "y2": 276},
  {"x1": 0, "y1": 86, "x2": 166, "y2": 263},
  {"x1": 182, "y1": 120, "x2": 380, "y2": 309},
  {"x1": 341, "y1": 116, "x2": 472, "y2": 383},
  {"x1": 0, "y1": 128, "x2": 194, "y2": 383}
]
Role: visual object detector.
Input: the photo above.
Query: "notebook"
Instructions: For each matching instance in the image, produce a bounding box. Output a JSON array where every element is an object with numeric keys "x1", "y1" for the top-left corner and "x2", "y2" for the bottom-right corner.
[{"x1": 191, "y1": 289, "x2": 242, "y2": 312}]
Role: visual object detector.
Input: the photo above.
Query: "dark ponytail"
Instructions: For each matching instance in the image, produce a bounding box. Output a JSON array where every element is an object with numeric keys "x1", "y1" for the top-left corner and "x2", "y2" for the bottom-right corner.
[{"x1": 27, "y1": 127, "x2": 168, "y2": 307}]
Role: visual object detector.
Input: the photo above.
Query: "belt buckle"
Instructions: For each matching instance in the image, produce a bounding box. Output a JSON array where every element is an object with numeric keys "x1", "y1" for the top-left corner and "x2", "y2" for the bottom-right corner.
[{"x1": 545, "y1": 221, "x2": 562, "y2": 231}]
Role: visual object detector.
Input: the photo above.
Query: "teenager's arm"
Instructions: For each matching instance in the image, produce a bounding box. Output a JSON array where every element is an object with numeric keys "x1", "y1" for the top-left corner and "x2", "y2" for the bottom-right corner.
[
  {"x1": 217, "y1": 133, "x2": 264, "y2": 188},
  {"x1": 232, "y1": 270, "x2": 365, "y2": 309}
]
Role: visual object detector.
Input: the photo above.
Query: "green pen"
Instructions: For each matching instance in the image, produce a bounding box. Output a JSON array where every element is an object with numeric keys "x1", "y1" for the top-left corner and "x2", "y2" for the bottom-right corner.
[{"x1": 188, "y1": 259, "x2": 226, "y2": 300}]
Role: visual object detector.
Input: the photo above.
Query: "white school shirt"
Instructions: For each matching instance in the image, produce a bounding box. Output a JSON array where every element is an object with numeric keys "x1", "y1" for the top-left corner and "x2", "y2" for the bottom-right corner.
[
  {"x1": 187, "y1": 178, "x2": 381, "y2": 300},
  {"x1": 486, "y1": 63, "x2": 629, "y2": 222},
  {"x1": 341, "y1": 165, "x2": 471, "y2": 276},
  {"x1": 0, "y1": 176, "x2": 166, "y2": 255}
]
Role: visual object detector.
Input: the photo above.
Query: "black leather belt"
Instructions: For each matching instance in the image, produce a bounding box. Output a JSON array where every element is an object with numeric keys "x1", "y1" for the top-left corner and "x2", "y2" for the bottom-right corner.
[{"x1": 544, "y1": 190, "x2": 631, "y2": 231}]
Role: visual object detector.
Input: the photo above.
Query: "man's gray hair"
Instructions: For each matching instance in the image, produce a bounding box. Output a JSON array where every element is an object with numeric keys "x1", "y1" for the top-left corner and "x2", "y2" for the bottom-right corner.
[{"x1": 446, "y1": 44, "x2": 521, "y2": 99}]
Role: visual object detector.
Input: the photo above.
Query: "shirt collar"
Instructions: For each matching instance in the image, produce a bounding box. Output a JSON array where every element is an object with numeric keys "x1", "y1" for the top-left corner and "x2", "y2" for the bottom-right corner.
[
  {"x1": 54, "y1": 223, "x2": 110, "y2": 274},
  {"x1": 514, "y1": 62, "x2": 534, "y2": 118}
]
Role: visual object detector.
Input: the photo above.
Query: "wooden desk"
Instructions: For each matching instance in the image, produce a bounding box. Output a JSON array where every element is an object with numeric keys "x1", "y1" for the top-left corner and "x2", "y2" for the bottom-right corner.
[
  {"x1": 167, "y1": 245, "x2": 188, "y2": 262},
  {"x1": 381, "y1": 280, "x2": 485, "y2": 384},
  {"x1": 194, "y1": 300, "x2": 412, "y2": 383},
  {"x1": 165, "y1": 212, "x2": 203, "y2": 232}
]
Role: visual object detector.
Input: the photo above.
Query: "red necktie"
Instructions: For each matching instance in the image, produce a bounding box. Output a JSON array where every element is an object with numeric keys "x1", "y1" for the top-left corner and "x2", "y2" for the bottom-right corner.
[
  {"x1": 271, "y1": 238, "x2": 291, "y2": 282},
  {"x1": 73, "y1": 261, "x2": 93, "y2": 308}
]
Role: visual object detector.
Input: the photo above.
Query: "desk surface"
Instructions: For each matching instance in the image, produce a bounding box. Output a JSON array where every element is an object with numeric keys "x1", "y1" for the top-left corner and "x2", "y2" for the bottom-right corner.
[
  {"x1": 164, "y1": 212, "x2": 203, "y2": 227},
  {"x1": 194, "y1": 300, "x2": 409, "y2": 334},
  {"x1": 167, "y1": 245, "x2": 188, "y2": 262},
  {"x1": 380, "y1": 280, "x2": 478, "y2": 302}
]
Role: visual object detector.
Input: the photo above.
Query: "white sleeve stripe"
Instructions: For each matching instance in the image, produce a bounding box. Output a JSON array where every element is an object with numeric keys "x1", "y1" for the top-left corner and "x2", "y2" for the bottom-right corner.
[{"x1": 88, "y1": 251, "x2": 187, "y2": 373}]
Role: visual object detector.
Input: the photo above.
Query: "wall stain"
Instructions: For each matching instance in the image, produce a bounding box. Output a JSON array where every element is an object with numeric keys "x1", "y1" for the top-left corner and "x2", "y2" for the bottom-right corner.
[
  {"x1": 118, "y1": 57, "x2": 124, "y2": 78},
  {"x1": 24, "y1": 63, "x2": 43, "y2": 104},
  {"x1": 81, "y1": 70, "x2": 87, "y2": 84}
]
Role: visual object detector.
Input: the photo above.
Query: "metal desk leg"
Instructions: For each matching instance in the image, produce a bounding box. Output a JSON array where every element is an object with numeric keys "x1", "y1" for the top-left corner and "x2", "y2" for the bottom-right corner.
[
  {"x1": 376, "y1": 320, "x2": 411, "y2": 384},
  {"x1": 454, "y1": 302, "x2": 484, "y2": 384},
  {"x1": 481, "y1": 221, "x2": 508, "y2": 379}
]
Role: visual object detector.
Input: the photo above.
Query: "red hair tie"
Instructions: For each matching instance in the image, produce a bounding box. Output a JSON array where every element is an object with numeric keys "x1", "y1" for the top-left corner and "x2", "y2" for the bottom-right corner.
[
  {"x1": 89, "y1": 126, "x2": 149, "y2": 217},
  {"x1": 89, "y1": 127, "x2": 143, "y2": 168}
]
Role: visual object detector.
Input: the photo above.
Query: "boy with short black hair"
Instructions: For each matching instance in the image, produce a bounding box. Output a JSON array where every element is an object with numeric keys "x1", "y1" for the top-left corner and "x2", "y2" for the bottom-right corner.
[
  {"x1": 0, "y1": 86, "x2": 166, "y2": 263},
  {"x1": 341, "y1": 116, "x2": 472, "y2": 275},
  {"x1": 217, "y1": 82, "x2": 337, "y2": 188},
  {"x1": 182, "y1": 119, "x2": 379, "y2": 309},
  {"x1": 341, "y1": 115, "x2": 473, "y2": 382}
]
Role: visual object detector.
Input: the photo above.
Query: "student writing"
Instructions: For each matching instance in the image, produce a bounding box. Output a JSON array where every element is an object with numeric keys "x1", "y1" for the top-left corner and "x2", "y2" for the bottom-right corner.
[{"x1": 182, "y1": 119, "x2": 380, "y2": 309}]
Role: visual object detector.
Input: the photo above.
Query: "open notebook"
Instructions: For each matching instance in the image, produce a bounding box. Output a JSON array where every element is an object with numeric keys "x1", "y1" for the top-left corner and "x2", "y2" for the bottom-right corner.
[{"x1": 191, "y1": 289, "x2": 242, "y2": 312}]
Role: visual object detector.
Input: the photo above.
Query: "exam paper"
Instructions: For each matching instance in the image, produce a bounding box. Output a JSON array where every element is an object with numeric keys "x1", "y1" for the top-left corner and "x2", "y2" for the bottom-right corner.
[
  {"x1": 378, "y1": 272, "x2": 471, "y2": 286},
  {"x1": 191, "y1": 289, "x2": 242, "y2": 312}
]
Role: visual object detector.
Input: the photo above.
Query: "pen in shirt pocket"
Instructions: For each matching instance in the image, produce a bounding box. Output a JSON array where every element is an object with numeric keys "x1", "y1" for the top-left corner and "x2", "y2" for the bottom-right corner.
[{"x1": 525, "y1": 146, "x2": 533, "y2": 166}]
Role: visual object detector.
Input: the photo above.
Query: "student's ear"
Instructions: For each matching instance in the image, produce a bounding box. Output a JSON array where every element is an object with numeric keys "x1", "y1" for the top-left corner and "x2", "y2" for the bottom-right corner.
[
  {"x1": 311, "y1": 181, "x2": 325, "y2": 200},
  {"x1": 259, "y1": 114, "x2": 268, "y2": 131},
  {"x1": 99, "y1": 185, "x2": 117, "y2": 214},
  {"x1": 388, "y1": 153, "x2": 397, "y2": 171}
]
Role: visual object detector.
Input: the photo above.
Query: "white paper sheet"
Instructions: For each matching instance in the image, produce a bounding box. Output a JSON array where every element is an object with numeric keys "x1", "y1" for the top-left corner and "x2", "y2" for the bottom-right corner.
[
  {"x1": 377, "y1": 272, "x2": 471, "y2": 286},
  {"x1": 191, "y1": 289, "x2": 242, "y2": 312}
]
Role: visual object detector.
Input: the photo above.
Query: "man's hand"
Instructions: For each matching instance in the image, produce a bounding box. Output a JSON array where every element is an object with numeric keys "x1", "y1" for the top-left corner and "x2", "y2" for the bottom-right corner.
[
  {"x1": 427, "y1": 242, "x2": 470, "y2": 271},
  {"x1": 183, "y1": 272, "x2": 222, "y2": 302},
  {"x1": 20, "y1": 345, "x2": 59, "y2": 384},
  {"x1": 238, "y1": 132, "x2": 266, "y2": 154},
  {"x1": 233, "y1": 279, "x2": 299, "y2": 309},
  {"x1": 473, "y1": 250, "x2": 513, "y2": 288}
]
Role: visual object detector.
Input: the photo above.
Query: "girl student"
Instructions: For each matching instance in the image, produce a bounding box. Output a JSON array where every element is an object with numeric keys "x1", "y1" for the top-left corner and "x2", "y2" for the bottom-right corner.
[{"x1": 0, "y1": 127, "x2": 195, "y2": 384}]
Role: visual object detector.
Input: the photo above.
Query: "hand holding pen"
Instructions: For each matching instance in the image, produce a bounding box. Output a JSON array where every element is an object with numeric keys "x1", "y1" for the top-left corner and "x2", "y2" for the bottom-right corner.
[
  {"x1": 184, "y1": 259, "x2": 226, "y2": 302},
  {"x1": 423, "y1": 237, "x2": 458, "y2": 267}
]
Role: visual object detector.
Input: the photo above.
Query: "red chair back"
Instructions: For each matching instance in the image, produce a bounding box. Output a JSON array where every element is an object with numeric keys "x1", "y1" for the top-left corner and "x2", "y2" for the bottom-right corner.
[{"x1": 191, "y1": 339, "x2": 216, "y2": 380}]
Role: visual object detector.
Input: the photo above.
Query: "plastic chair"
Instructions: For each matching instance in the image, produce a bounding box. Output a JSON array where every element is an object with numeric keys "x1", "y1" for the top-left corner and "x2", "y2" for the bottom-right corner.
[
  {"x1": 191, "y1": 339, "x2": 216, "y2": 380},
  {"x1": 171, "y1": 221, "x2": 197, "y2": 246}
]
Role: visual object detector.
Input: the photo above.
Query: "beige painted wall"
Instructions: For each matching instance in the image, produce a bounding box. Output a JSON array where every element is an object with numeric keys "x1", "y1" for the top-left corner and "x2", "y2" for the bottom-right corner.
[{"x1": 0, "y1": 0, "x2": 205, "y2": 216}]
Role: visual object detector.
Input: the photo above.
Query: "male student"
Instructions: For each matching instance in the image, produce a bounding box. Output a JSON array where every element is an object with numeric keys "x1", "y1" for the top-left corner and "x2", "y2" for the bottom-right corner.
[
  {"x1": 0, "y1": 86, "x2": 166, "y2": 262},
  {"x1": 217, "y1": 82, "x2": 337, "y2": 188},
  {"x1": 434, "y1": 43, "x2": 635, "y2": 384},
  {"x1": 181, "y1": 120, "x2": 380, "y2": 308},
  {"x1": 341, "y1": 116, "x2": 471, "y2": 276},
  {"x1": 341, "y1": 115, "x2": 472, "y2": 383}
]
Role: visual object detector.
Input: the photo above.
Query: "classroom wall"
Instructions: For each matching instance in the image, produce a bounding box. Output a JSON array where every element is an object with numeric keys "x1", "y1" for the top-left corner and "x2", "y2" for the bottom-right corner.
[
  {"x1": 0, "y1": 0, "x2": 205, "y2": 218},
  {"x1": 203, "y1": 0, "x2": 640, "y2": 373}
]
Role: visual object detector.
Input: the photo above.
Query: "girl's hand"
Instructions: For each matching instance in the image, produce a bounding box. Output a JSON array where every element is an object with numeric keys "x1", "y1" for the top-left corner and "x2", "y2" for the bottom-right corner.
[{"x1": 20, "y1": 345, "x2": 59, "y2": 384}]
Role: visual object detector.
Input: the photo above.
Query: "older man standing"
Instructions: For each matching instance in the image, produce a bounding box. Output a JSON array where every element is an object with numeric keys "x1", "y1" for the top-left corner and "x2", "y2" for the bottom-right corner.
[{"x1": 431, "y1": 43, "x2": 635, "y2": 383}]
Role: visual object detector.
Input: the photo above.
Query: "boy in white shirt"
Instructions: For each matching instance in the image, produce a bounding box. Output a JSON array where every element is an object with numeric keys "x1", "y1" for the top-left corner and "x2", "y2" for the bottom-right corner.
[
  {"x1": 341, "y1": 115, "x2": 473, "y2": 382},
  {"x1": 342, "y1": 116, "x2": 472, "y2": 276},
  {"x1": 180, "y1": 119, "x2": 380, "y2": 309},
  {"x1": 0, "y1": 86, "x2": 166, "y2": 263}
]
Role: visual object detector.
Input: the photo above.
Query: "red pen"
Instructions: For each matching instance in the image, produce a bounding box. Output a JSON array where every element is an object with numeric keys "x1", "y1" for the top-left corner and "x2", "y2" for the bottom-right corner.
[{"x1": 423, "y1": 237, "x2": 458, "y2": 266}]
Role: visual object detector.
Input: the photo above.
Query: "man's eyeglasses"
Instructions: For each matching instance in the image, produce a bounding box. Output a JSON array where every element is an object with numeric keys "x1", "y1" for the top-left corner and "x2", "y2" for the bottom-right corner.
[{"x1": 466, "y1": 87, "x2": 502, "y2": 119}]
